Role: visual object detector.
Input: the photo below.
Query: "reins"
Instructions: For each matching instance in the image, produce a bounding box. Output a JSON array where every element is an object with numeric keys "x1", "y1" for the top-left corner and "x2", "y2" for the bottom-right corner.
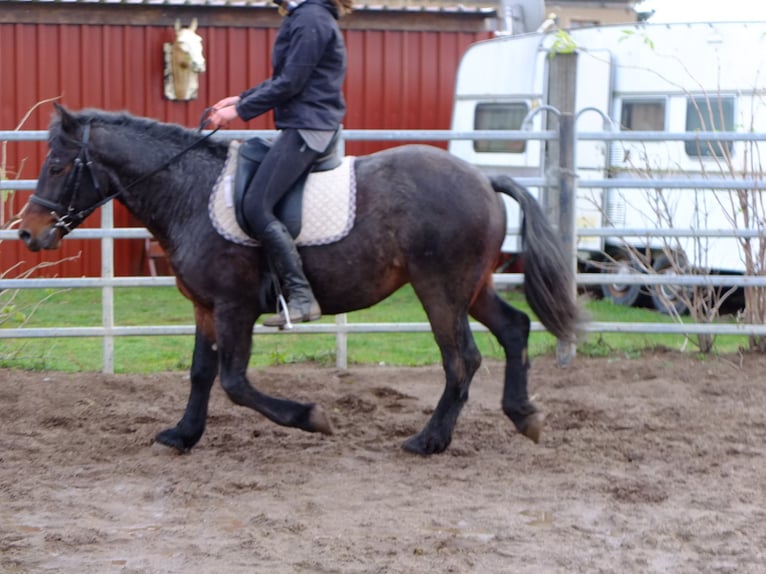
[
  {"x1": 124, "y1": 108, "x2": 219, "y2": 192},
  {"x1": 29, "y1": 108, "x2": 219, "y2": 236}
]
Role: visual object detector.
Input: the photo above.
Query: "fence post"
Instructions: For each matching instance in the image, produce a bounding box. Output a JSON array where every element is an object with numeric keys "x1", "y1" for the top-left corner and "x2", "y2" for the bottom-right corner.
[
  {"x1": 547, "y1": 52, "x2": 579, "y2": 366},
  {"x1": 335, "y1": 313, "x2": 348, "y2": 369},
  {"x1": 101, "y1": 202, "x2": 115, "y2": 374},
  {"x1": 558, "y1": 113, "x2": 577, "y2": 280},
  {"x1": 335, "y1": 128, "x2": 349, "y2": 368},
  {"x1": 544, "y1": 52, "x2": 577, "y2": 224}
]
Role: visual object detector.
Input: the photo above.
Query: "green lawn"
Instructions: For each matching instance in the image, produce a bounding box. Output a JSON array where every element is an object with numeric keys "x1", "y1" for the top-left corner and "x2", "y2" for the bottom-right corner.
[{"x1": 0, "y1": 284, "x2": 752, "y2": 373}]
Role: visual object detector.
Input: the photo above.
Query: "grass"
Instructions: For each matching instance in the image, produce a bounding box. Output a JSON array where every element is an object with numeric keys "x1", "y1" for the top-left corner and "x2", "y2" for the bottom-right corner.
[{"x1": 0, "y1": 284, "x2": 753, "y2": 373}]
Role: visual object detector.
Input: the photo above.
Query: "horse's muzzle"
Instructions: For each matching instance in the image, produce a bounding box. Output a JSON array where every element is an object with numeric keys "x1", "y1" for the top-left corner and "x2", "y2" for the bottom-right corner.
[{"x1": 18, "y1": 224, "x2": 63, "y2": 251}]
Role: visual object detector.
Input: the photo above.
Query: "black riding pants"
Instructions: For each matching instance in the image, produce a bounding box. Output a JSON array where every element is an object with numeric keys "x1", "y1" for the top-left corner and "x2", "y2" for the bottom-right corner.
[{"x1": 240, "y1": 128, "x2": 320, "y2": 239}]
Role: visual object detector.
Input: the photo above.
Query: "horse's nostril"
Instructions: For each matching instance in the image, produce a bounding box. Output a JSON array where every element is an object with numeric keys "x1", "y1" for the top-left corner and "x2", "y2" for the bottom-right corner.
[{"x1": 18, "y1": 229, "x2": 31, "y2": 243}]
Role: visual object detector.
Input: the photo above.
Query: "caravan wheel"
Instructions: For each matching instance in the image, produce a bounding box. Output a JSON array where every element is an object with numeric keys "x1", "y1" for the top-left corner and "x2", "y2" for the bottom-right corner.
[
  {"x1": 649, "y1": 253, "x2": 690, "y2": 315},
  {"x1": 600, "y1": 253, "x2": 641, "y2": 307}
]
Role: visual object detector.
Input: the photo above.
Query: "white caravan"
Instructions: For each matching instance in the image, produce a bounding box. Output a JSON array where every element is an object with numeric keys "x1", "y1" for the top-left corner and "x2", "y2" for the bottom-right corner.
[{"x1": 449, "y1": 20, "x2": 766, "y2": 311}]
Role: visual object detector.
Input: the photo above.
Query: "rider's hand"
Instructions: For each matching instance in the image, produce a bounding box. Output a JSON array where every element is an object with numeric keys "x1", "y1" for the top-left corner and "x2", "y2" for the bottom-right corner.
[
  {"x1": 213, "y1": 96, "x2": 241, "y2": 110},
  {"x1": 208, "y1": 105, "x2": 240, "y2": 129}
]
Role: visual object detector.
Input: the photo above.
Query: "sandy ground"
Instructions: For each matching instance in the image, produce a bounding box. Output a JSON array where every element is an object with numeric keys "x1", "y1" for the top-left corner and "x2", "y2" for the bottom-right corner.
[{"x1": 1, "y1": 351, "x2": 765, "y2": 573}]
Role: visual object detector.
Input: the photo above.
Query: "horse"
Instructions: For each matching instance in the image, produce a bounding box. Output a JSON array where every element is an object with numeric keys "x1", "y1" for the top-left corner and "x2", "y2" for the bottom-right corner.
[
  {"x1": 166, "y1": 19, "x2": 206, "y2": 101},
  {"x1": 18, "y1": 105, "x2": 581, "y2": 456}
]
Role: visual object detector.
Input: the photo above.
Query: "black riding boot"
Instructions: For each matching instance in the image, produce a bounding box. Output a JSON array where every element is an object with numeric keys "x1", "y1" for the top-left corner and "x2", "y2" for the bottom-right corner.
[{"x1": 260, "y1": 221, "x2": 321, "y2": 328}]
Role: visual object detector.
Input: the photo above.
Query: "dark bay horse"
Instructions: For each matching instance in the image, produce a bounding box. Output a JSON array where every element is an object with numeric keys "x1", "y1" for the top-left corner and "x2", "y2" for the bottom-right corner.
[{"x1": 18, "y1": 105, "x2": 580, "y2": 455}]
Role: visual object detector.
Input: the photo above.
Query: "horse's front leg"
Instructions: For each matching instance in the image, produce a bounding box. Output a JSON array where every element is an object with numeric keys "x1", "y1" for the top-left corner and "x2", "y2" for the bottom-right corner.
[
  {"x1": 155, "y1": 324, "x2": 218, "y2": 452},
  {"x1": 216, "y1": 307, "x2": 333, "y2": 435}
]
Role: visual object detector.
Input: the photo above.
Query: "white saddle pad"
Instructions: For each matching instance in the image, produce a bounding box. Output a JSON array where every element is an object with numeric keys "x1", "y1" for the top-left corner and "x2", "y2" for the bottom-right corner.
[{"x1": 209, "y1": 140, "x2": 356, "y2": 246}]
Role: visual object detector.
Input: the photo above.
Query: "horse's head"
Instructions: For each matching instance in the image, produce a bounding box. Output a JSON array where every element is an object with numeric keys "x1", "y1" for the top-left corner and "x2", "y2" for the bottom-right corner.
[
  {"x1": 19, "y1": 104, "x2": 113, "y2": 251},
  {"x1": 173, "y1": 19, "x2": 206, "y2": 74}
]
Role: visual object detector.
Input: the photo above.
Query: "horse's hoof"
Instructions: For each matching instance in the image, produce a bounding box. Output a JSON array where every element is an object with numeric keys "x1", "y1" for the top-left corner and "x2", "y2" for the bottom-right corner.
[
  {"x1": 150, "y1": 441, "x2": 184, "y2": 456},
  {"x1": 401, "y1": 433, "x2": 450, "y2": 456},
  {"x1": 520, "y1": 411, "x2": 545, "y2": 443},
  {"x1": 309, "y1": 404, "x2": 334, "y2": 435},
  {"x1": 402, "y1": 437, "x2": 430, "y2": 456},
  {"x1": 154, "y1": 428, "x2": 191, "y2": 453}
]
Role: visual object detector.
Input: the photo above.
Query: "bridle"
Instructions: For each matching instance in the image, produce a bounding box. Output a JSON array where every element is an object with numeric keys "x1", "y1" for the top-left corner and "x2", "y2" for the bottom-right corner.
[
  {"x1": 28, "y1": 123, "x2": 112, "y2": 235},
  {"x1": 28, "y1": 110, "x2": 218, "y2": 236}
]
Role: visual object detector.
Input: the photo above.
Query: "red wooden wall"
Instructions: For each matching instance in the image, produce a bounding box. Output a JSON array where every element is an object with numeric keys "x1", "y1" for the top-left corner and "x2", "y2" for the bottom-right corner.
[{"x1": 0, "y1": 7, "x2": 492, "y2": 277}]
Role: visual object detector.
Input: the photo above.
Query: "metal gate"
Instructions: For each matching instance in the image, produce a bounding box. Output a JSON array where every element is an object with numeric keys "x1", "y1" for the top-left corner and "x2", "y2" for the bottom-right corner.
[{"x1": 3, "y1": 127, "x2": 766, "y2": 373}]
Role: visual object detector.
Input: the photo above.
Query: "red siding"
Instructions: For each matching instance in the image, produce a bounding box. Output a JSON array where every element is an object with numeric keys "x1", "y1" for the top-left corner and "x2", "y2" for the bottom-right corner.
[{"x1": 1, "y1": 20, "x2": 490, "y2": 277}]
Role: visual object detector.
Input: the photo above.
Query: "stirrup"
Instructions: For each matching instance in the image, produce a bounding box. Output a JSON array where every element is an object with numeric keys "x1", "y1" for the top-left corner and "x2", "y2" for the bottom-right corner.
[
  {"x1": 263, "y1": 294, "x2": 321, "y2": 330},
  {"x1": 270, "y1": 294, "x2": 295, "y2": 330}
]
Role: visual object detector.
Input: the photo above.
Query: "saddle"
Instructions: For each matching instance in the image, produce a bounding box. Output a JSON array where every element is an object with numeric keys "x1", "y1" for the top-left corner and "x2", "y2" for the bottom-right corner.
[{"x1": 234, "y1": 130, "x2": 342, "y2": 239}]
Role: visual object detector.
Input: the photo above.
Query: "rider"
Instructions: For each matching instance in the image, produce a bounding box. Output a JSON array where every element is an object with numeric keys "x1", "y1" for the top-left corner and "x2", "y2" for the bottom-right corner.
[{"x1": 207, "y1": 0, "x2": 352, "y2": 328}]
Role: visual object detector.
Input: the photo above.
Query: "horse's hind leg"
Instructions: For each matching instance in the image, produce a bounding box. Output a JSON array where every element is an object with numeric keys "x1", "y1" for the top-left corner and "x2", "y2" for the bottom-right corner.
[
  {"x1": 402, "y1": 304, "x2": 482, "y2": 456},
  {"x1": 155, "y1": 326, "x2": 218, "y2": 452},
  {"x1": 470, "y1": 285, "x2": 543, "y2": 443}
]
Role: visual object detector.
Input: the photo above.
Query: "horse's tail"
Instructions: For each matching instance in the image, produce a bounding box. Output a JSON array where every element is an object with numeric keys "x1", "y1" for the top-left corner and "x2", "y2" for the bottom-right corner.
[{"x1": 490, "y1": 175, "x2": 583, "y2": 343}]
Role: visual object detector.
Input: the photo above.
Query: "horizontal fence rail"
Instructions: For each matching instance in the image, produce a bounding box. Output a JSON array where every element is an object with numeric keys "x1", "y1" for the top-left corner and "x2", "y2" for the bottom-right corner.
[
  {"x1": 2, "y1": 127, "x2": 766, "y2": 372},
  {"x1": 4, "y1": 271, "x2": 766, "y2": 290},
  {"x1": 4, "y1": 321, "x2": 766, "y2": 340}
]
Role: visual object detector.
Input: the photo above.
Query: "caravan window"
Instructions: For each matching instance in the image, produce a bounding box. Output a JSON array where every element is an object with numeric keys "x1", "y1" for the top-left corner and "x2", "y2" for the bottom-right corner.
[
  {"x1": 620, "y1": 100, "x2": 665, "y2": 131},
  {"x1": 473, "y1": 103, "x2": 529, "y2": 154},
  {"x1": 685, "y1": 96, "x2": 735, "y2": 158}
]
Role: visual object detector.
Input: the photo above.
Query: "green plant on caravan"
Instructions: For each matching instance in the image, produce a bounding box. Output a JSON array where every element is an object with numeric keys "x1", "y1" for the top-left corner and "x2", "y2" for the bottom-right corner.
[
  {"x1": 548, "y1": 30, "x2": 577, "y2": 57},
  {"x1": 1, "y1": 97, "x2": 79, "y2": 341}
]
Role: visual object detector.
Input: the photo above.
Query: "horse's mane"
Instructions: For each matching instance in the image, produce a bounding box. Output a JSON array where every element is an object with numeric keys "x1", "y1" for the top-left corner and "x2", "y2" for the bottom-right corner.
[
  {"x1": 51, "y1": 108, "x2": 227, "y2": 158},
  {"x1": 47, "y1": 108, "x2": 229, "y2": 227}
]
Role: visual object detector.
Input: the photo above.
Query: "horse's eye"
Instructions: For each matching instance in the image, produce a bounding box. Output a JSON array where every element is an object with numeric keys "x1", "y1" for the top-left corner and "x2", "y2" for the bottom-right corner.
[{"x1": 48, "y1": 155, "x2": 66, "y2": 175}]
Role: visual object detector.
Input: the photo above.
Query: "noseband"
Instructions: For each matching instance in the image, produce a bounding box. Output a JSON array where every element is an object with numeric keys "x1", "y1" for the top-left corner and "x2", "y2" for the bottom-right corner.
[
  {"x1": 28, "y1": 123, "x2": 116, "y2": 236},
  {"x1": 28, "y1": 111, "x2": 218, "y2": 236}
]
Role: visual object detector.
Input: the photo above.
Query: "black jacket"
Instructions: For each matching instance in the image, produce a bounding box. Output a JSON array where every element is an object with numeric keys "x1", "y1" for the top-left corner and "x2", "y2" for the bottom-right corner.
[{"x1": 235, "y1": 0, "x2": 347, "y2": 130}]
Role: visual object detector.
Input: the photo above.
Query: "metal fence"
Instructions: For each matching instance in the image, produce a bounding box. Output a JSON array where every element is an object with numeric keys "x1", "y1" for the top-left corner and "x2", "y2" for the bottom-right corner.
[{"x1": 2, "y1": 126, "x2": 766, "y2": 373}]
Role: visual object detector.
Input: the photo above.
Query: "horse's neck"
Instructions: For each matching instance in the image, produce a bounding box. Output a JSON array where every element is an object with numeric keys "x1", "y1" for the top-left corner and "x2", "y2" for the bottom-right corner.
[{"x1": 111, "y1": 140, "x2": 214, "y2": 244}]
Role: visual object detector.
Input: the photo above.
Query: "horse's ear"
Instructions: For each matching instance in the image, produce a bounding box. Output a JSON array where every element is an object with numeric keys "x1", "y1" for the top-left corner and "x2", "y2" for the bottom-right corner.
[
  {"x1": 175, "y1": 19, "x2": 181, "y2": 33},
  {"x1": 54, "y1": 103, "x2": 78, "y2": 134},
  {"x1": 190, "y1": 18, "x2": 198, "y2": 32}
]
